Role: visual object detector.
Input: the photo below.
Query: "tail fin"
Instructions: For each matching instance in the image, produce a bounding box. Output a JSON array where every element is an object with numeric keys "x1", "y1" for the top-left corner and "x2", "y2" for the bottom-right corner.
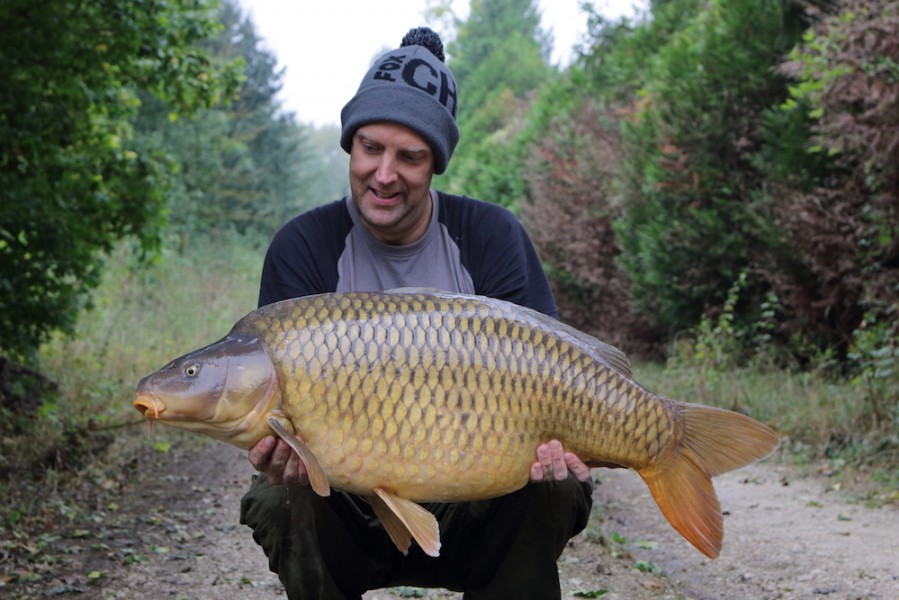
[{"x1": 638, "y1": 403, "x2": 779, "y2": 559}]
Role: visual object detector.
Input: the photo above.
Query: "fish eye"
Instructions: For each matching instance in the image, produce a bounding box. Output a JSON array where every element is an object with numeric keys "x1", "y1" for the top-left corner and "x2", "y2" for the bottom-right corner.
[{"x1": 184, "y1": 363, "x2": 201, "y2": 377}]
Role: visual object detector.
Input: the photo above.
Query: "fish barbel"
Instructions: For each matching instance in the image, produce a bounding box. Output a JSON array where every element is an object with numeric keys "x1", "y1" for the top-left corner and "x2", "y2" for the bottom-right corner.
[{"x1": 133, "y1": 289, "x2": 779, "y2": 559}]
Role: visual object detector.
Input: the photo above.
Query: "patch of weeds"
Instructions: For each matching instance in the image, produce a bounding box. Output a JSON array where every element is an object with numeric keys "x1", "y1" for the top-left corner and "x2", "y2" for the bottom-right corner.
[
  {"x1": 573, "y1": 590, "x2": 609, "y2": 598},
  {"x1": 581, "y1": 501, "x2": 607, "y2": 545},
  {"x1": 86, "y1": 570, "x2": 105, "y2": 583},
  {"x1": 634, "y1": 559, "x2": 660, "y2": 573},
  {"x1": 120, "y1": 548, "x2": 146, "y2": 565},
  {"x1": 608, "y1": 532, "x2": 631, "y2": 559}
]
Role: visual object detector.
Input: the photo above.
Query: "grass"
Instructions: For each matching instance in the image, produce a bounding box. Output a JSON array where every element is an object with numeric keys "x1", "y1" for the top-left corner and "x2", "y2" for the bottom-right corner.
[
  {"x1": 634, "y1": 349, "x2": 898, "y2": 503},
  {"x1": 46, "y1": 235, "x2": 260, "y2": 408}
]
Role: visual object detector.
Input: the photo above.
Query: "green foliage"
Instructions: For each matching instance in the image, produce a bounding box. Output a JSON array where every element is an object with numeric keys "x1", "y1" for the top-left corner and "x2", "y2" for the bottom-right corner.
[
  {"x1": 573, "y1": 590, "x2": 609, "y2": 598},
  {"x1": 750, "y1": 0, "x2": 899, "y2": 355},
  {"x1": 786, "y1": 0, "x2": 899, "y2": 242},
  {"x1": 444, "y1": 88, "x2": 535, "y2": 207},
  {"x1": 574, "y1": 0, "x2": 687, "y2": 100},
  {"x1": 447, "y1": 0, "x2": 550, "y2": 120},
  {"x1": 0, "y1": 0, "x2": 242, "y2": 359},
  {"x1": 665, "y1": 271, "x2": 782, "y2": 396},
  {"x1": 752, "y1": 100, "x2": 834, "y2": 188},
  {"x1": 780, "y1": 2, "x2": 899, "y2": 174},
  {"x1": 441, "y1": 0, "x2": 554, "y2": 205},
  {"x1": 133, "y1": 0, "x2": 313, "y2": 242},
  {"x1": 848, "y1": 305, "x2": 899, "y2": 430},
  {"x1": 613, "y1": 0, "x2": 802, "y2": 332}
]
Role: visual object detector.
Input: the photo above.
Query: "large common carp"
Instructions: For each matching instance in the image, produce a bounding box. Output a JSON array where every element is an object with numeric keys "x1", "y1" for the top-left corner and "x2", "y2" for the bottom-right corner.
[{"x1": 133, "y1": 289, "x2": 778, "y2": 559}]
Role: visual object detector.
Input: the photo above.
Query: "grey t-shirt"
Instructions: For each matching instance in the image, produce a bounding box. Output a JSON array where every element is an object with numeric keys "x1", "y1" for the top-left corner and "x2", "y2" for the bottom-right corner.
[{"x1": 337, "y1": 192, "x2": 475, "y2": 294}]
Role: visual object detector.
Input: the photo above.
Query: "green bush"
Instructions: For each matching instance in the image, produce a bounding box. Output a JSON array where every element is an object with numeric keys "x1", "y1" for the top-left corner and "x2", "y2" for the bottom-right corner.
[{"x1": 615, "y1": 0, "x2": 799, "y2": 333}]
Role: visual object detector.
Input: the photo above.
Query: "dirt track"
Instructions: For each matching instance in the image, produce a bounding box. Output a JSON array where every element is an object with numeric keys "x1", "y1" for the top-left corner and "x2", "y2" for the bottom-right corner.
[{"x1": 8, "y1": 436, "x2": 898, "y2": 600}]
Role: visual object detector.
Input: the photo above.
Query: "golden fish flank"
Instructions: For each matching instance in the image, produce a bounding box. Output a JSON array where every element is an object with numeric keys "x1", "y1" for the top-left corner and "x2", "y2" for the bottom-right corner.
[{"x1": 133, "y1": 289, "x2": 779, "y2": 561}]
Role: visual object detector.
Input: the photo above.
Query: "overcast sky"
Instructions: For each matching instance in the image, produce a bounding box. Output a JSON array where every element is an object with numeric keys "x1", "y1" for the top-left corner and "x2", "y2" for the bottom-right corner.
[{"x1": 238, "y1": 0, "x2": 645, "y2": 127}]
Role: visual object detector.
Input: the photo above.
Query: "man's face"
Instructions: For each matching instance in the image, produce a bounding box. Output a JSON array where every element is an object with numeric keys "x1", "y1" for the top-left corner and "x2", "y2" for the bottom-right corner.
[{"x1": 349, "y1": 122, "x2": 435, "y2": 245}]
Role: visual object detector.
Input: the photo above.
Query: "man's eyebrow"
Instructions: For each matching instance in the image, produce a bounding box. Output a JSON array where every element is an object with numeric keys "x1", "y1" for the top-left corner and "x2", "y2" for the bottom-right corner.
[
  {"x1": 402, "y1": 145, "x2": 430, "y2": 155},
  {"x1": 356, "y1": 130, "x2": 429, "y2": 154},
  {"x1": 356, "y1": 132, "x2": 380, "y2": 145}
]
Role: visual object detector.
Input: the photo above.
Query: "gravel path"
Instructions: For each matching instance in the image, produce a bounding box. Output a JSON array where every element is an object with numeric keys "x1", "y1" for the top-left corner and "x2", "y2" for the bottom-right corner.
[{"x1": 9, "y1": 437, "x2": 898, "y2": 600}]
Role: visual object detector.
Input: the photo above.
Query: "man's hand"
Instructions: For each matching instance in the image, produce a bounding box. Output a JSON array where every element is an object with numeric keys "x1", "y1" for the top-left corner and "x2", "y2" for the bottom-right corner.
[
  {"x1": 248, "y1": 436, "x2": 309, "y2": 486},
  {"x1": 530, "y1": 439, "x2": 591, "y2": 483}
]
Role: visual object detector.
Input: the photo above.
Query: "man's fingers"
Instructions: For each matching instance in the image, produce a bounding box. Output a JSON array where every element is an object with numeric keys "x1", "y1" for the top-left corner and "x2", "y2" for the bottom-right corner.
[
  {"x1": 530, "y1": 443, "x2": 550, "y2": 482},
  {"x1": 282, "y1": 451, "x2": 310, "y2": 487},
  {"x1": 532, "y1": 441, "x2": 568, "y2": 481},
  {"x1": 248, "y1": 436, "x2": 276, "y2": 471},
  {"x1": 530, "y1": 440, "x2": 590, "y2": 483},
  {"x1": 269, "y1": 439, "x2": 292, "y2": 469},
  {"x1": 248, "y1": 437, "x2": 311, "y2": 487},
  {"x1": 564, "y1": 452, "x2": 592, "y2": 482},
  {"x1": 548, "y1": 440, "x2": 567, "y2": 480}
]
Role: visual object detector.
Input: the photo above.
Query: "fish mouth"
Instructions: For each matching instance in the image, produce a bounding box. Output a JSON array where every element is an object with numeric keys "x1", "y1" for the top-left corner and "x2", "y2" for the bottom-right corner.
[{"x1": 133, "y1": 393, "x2": 166, "y2": 420}]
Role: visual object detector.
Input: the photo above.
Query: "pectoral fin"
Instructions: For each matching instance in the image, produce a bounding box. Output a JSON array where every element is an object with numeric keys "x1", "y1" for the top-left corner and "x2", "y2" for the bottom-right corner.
[
  {"x1": 266, "y1": 416, "x2": 330, "y2": 497},
  {"x1": 371, "y1": 487, "x2": 441, "y2": 557}
]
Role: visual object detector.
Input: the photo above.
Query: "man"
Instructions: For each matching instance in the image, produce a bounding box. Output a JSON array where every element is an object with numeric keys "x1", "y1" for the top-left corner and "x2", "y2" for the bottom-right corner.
[{"x1": 240, "y1": 27, "x2": 593, "y2": 599}]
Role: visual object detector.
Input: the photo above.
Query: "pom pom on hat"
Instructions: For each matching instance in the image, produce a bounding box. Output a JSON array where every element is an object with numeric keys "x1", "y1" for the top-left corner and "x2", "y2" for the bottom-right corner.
[
  {"x1": 340, "y1": 27, "x2": 459, "y2": 174},
  {"x1": 401, "y1": 26, "x2": 445, "y2": 61}
]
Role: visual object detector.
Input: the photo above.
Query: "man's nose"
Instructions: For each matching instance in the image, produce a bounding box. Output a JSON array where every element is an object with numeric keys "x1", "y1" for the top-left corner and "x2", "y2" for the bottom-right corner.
[{"x1": 375, "y1": 155, "x2": 399, "y2": 184}]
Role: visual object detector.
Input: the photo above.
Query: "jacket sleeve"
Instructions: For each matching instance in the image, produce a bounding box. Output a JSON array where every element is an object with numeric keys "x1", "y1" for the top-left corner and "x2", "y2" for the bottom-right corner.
[
  {"x1": 441, "y1": 193, "x2": 559, "y2": 319},
  {"x1": 257, "y1": 200, "x2": 351, "y2": 307}
]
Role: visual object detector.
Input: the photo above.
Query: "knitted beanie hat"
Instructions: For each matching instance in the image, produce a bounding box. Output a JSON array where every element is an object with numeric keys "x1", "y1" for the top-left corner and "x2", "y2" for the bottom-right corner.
[{"x1": 340, "y1": 27, "x2": 460, "y2": 174}]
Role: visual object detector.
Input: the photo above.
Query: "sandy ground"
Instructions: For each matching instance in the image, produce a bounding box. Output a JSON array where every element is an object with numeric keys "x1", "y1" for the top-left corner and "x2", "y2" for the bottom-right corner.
[{"x1": 7, "y1": 438, "x2": 898, "y2": 600}]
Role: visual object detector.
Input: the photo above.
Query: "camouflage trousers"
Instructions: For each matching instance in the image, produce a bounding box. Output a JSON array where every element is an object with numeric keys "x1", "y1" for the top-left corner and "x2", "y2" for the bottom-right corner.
[{"x1": 240, "y1": 474, "x2": 592, "y2": 600}]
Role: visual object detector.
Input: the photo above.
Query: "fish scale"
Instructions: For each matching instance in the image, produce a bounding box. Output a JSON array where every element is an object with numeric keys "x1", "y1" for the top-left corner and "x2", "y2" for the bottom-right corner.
[{"x1": 134, "y1": 288, "x2": 779, "y2": 559}]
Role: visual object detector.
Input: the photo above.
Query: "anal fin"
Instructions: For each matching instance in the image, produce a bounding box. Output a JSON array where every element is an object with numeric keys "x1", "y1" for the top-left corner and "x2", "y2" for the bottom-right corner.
[
  {"x1": 371, "y1": 487, "x2": 441, "y2": 557},
  {"x1": 266, "y1": 416, "x2": 330, "y2": 497}
]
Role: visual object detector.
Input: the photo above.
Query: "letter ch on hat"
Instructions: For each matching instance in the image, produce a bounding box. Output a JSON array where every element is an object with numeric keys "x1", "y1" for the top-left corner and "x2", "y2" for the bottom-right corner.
[{"x1": 340, "y1": 27, "x2": 460, "y2": 174}]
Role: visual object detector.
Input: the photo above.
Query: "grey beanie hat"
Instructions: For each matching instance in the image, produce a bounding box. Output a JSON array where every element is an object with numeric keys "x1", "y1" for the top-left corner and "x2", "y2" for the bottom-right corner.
[{"x1": 340, "y1": 27, "x2": 460, "y2": 174}]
